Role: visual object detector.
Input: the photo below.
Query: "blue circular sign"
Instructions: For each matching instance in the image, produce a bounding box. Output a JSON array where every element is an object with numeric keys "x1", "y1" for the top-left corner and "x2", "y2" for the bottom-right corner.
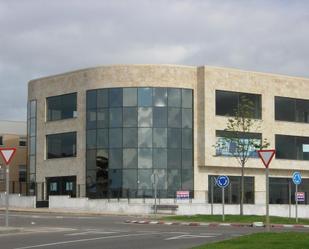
[
  {"x1": 292, "y1": 172, "x2": 302, "y2": 185},
  {"x1": 216, "y1": 175, "x2": 230, "y2": 188}
]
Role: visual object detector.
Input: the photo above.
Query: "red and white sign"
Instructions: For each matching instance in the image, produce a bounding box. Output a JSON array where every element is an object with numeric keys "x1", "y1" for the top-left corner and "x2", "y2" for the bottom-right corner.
[
  {"x1": 296, "y1": 192, "x2": 305, "y2": 202},
  {"x1": 0, "y1": 148, "x2": 16, "y2": 165},
  {"x1": 257, "y1": 150, "x2": 276, "y2": 168},
  {"x1": 176, "y1": 191, "x2": 190, "y2": 200}
]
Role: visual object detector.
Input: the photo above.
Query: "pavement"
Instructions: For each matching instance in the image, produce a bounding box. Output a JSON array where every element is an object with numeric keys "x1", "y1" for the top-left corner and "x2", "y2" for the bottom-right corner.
[{"x1": 0, "y1": 210, "x2": 308, "y2": 249}]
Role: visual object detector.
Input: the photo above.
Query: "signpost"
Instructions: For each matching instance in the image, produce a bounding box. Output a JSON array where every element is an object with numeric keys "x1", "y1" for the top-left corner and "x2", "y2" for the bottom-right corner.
[
  {"x1": 0, "y1": 148, "x2": 16, "y2": 227},
  {"x1": 151, "y1": 172, "x2": 158, "y2": 217},
  {"x1": 257, "y1": 149, "x2": 276, "y2": 232},
  {"x1": 216, "y1": 175, "x2": 230, "y2": 222},
  {"x1": 292, "y1": 171, "x2": 302, "y2": 223}
]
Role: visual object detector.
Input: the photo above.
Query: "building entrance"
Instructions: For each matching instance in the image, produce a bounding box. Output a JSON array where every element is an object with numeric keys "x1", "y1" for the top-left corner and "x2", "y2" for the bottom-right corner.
[{"x1": 46, "y1": 176, "x2": 76, "y2": 197}]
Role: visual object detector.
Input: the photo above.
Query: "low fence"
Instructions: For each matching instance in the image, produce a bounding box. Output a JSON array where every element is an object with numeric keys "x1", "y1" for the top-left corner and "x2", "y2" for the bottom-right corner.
[{"x1": 0, "y1": 193, "x2": 36, "y2": 208}]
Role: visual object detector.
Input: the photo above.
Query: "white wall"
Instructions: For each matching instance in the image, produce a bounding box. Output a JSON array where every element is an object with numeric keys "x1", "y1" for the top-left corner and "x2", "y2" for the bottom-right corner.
[
  {"x1": 49, "y1": 196, "x2": 309, "y2": 218},
  {"x1": 0, "y1": 193, "x2": 36, "y2": 208}
]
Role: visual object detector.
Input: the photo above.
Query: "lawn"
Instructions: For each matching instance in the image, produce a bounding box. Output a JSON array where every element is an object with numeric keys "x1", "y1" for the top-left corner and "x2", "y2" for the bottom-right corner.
[
  {"x1": 164, "y1": 214, "x2": 309, "y2": 225},
  {"x1": 193, "y1": 232, "x2": 309, "y2": 249}
]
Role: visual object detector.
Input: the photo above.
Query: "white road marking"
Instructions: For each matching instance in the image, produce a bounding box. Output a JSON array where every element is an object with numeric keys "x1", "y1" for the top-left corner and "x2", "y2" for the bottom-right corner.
[
  {"x1": 13, "y1": 232, "x2": 160, "y2": 249},
  {"x1": 65, "y1": 231, "x2": 116, "y2": 236},
  {"x1": 165, "y1": 234, "x2": 215, "y2": 240}
]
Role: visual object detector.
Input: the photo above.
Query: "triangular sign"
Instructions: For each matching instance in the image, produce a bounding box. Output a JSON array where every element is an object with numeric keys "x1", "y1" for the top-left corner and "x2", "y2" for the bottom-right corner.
[
  {"x1": 257, "y1": 149, "x2": 276, "y2": 168},
  {"x1": 0, "y1": 148, "x2": 16, "y2": 165}
]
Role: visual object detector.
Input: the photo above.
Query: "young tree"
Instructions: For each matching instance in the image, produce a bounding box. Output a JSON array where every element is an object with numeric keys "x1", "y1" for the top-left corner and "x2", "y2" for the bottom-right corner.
[{"x1": 215, "y1": 95, "x2": 269, "y2": 215}]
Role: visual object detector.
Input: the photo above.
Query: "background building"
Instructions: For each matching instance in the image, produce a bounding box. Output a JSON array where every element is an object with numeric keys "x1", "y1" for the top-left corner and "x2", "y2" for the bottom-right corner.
[
  {"x1": 0, "y1": 120, "x2": 27, "y2": 194},
  {"x1": 28, "y1": 65, "x2": 309, "y2": 205}
]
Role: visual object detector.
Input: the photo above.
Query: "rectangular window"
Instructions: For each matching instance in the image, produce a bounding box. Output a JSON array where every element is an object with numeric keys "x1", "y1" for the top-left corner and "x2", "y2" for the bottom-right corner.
[
  {"x1": 47, "y1": 93, "x2": 77, "y2": 121},
  {"x1": 0, "y1": 136, "x2": 3, "y2": 145},
  {"x1": 216, "y1": 130, "x2": 261, "y2": 157},
  {"x1": 208, "y1": 175, "x2": 255, "y2": 204},
  {"x1": 46, "y1": 132, "x2": 76, "y2": 159},
  {"x1": 216, "y1": 90, "x2": 261, "y2": 119},
  {"x1": 19, "y1": 137, "x2": 27, "y2": 146},
  {"x1": 19, "y1": 165, "x2": 27, "y2": 182},
  {"x1": 275, "y1": 96, "x2": 309, "y2": 123},
  {"x1": 276, "y1": 134, "x2": 309, "y2": 160}
]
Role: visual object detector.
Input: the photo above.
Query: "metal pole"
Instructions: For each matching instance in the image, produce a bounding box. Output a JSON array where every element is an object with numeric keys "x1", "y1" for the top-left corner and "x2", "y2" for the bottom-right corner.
[
  {"x1": 222, "y1": 187, "x2": 225, "y2": 222},
  {"x1": 265, "y1": 168, "x2": 270, "y2": 232},
  {"x1": 211, "y1": 177, "x2": 214, "y2": 215},
  {"x1": 296, "y1": 184, "x2": 298, "y2": 223},
  {"x1": 154, "y1": 174, "x2": 157, "y2": 218},
  {"x1": 5, "y1": 165, "x2": 9, "y2": 227},
  {"x1": 289, "y1": 181, "x2": 291, "y2": 218}
]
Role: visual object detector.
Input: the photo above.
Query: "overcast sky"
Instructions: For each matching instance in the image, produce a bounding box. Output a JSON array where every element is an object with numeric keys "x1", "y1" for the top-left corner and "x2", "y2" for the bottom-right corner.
[{"x1": 0, "y1": 0, "x2": 308, "y2": 121}]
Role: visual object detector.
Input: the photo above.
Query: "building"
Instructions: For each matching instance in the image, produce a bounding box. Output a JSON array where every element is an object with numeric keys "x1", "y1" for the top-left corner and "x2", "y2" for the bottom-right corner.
[
  {"x1": 28, "y1": 65, "x2": 309, "y2": 206},
  {"x1": 0, "y1": 120, "x2": 27, "y2": 194}
]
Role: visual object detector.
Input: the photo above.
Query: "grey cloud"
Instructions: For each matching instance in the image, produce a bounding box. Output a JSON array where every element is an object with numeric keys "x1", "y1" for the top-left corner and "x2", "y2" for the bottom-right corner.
[{"x1": 0, "y1": 0, "x2": 308, "y2": 120}]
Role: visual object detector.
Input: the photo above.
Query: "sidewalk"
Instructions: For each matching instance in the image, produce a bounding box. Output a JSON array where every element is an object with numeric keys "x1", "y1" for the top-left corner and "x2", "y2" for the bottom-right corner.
[{"x1": 0, "y1": 227, "x2": 23, "y2": 234}]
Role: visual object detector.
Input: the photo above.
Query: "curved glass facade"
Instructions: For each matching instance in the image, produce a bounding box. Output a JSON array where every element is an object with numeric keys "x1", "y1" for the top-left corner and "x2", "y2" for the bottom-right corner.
[{"x1": 86, "y1": 87, "x2": 193, "y2": 198}]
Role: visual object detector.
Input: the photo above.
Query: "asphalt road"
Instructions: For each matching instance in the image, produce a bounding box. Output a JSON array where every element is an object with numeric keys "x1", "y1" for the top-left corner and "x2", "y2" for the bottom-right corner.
[{"x1": 0, "y1": 211, "x2": 270, "y2": 249}]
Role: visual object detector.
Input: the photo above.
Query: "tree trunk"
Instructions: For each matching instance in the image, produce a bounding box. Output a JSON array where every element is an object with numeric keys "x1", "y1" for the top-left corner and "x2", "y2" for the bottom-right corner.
[{"x1": 240, "y1": 161, "x2": 245, "y2": 215}]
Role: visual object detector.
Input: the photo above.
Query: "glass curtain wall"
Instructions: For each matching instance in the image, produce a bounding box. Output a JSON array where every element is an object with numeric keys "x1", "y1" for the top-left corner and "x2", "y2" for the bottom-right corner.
[
  {"x1": 27, "y1": 100, "x2": 37, "y2": 195},
  {"x1": 86, "y1": 87, "x2": 193, "y2": 198}
]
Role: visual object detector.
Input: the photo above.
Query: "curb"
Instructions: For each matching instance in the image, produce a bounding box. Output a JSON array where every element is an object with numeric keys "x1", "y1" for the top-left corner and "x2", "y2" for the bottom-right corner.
[{"x1": 124, "y1": 220, "x2": 309, "y2": 229}]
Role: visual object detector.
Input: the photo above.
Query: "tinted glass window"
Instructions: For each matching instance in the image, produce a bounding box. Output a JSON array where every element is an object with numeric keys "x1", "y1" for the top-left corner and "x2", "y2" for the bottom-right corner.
[
  {"x1": 153, "y1": 107, "x2": 167, "y2": 127},
  {"x1": 153, "y1": 148, "x2": 167, "y2": 168},
  {"x1": 123, "y1": 128, "x2": 138, "y2": 148},
  {"x1": 109, "y1": 108, "x2": 122, "y2": 127},
  {"x1": 138, "y1": 128, "x2": 152, "y2": 147},
  {"x1": 153, "y1": 88, "x2": 167, "y2": 107},
  {"x1": 109, "y1": 149, "x2": 122, "y2": 169},
  {"x1": 123, "y1": 107, "x2": 137, "y2": 127},
  {"x1": 138, "y1": 148, "x2": 152, "y2": 168},
  {"x1": 123, "y1": 88, "x2": 137, "y2": 106},
  {"x1": 123, "y1": 149, "x2": 138, "y2": 168},
  {"x1": 87, "y1": 90, "x2": 97, "y2": 109},
  {"x1": 47, "y1": 93, "x2": 77, "y2": 121},
  {"x1": 138, "y1": 107, "x2": 152, "y2": 127},
  {"x1": 97, "y1": 129, "x2": 108, "y2": 148},
  {"x1": 97, "y1": 89, "x2": 108, "y2": 108},
  {"x1": 167, "y1": 128, "x2": 181, "y2": 148},
  {"x1": 109, "y1": 128, "x2": 122, "y2": 148},
  {"x1": 138, "y1": 88, "x2": 152, "y2": 106},
  {"x1": 182, "y1": 89, "x2": 192, "y2": 108},
  {"x1": 276, "y1": 134, "x2": 309, "y2": 160},
  {"x1": 109, "y1": 88, "x2": 123, "y2": 107},
  {"x1": 153, "y1": 128, "x2": 167, "y2": 148},
  {"x1": 47, "y1": 132, "x2": 76, "y2": 159},
  {"x1": 97, "y1": 109, "x2": 109, "y2": 128},
  {"x1": 168, "y1": 108, "x2": 181, "y2": 128}
]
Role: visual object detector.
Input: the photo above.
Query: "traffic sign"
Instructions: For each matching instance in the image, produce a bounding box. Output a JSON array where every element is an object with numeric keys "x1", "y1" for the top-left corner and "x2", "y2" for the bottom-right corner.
[
  {"x1": 296, "y1": 192, "x2": 305, "y2": 202},
  {"x1": 257, "y1": 150, "x2": 276, "y2": 168},
  {"x1": 216, "y1": 175, "x2": 230, "y2": 188},
  {"x1": 0, "y1": 148, "x2": 16, "y2": 165},
  {"x1": 292, "y1": 172, "x2": 302, "y2": 185}
]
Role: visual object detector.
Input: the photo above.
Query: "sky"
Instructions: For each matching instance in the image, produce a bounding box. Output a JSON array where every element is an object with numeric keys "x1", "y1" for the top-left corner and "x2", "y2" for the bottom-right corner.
[{"x1": 0, "y1": 0, "x2": 308, "y2": 121}]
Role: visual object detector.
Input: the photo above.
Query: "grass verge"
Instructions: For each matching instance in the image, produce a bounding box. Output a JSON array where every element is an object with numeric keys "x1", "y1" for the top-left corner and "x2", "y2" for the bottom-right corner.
[
  {"x1": 192, "y1": 232, "x2": 309, "y2": 249},
  {"x1": 164, "y1": 215, "x2": 309, "y2": 225}
]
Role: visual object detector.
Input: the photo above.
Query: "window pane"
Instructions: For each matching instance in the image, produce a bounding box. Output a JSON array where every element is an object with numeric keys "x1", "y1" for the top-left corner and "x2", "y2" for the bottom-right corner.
[
  {"x1": 240, "y1": 93, "x2": 261, "y2": 119},
  {"x1": 182, "y1": 89, "x2": 192, "y2": 108},
  {"x1": 182, "y1": 149, "x2": 193, "y2": 168},
  {"x1": 153, "y1": 128, "x2": 167, "y2": 148},
  {"x1": 109, "y1": 88, "x2": 123, "y2": 107},
  {"x1": 182, "y1": 169, "x2": 193, "y2": 190},
  {"x1": 86, "y1": 149, "x2": 97, "y2": 171},
  {"x1": 182, "y1": 129, "x2": 192, "y2": 149},
  {"x1": 153, "y1": 148, "x2": 167, "y2": 168},
  {"x1": 123, "y1": 107, "x2": 138, "y2": 127},
  {"x1": 29, "y1": 155, "x2": 35, "y2": 174},
  {"x1": 167, "y1": 169, "x2": 181, "y2": 190},
  {"x1": 30, "y1": 136, "x2": 36, "y2": 155},
  {"x1": 87, "y1": 130, "x2": 96, "y2": 149},
  {"x1": 275, "y1": 97, "x2": 295, "y2": 122},
  {"x1": 153, "y1": 88, "x2": 167, "y2": 107},
  {"x1": 216, "y1": 90, "x2": 238, "y2": 116},
  {"x1": 109, "y1": 169, "x2": 122, "y2": 188},
  {"x1": 47, "y1": 95, "x2": 61, "y2": 120},
  {"x1": 109, "y1": 108, "x2": 122, "y2": 127},
  {"x1": 123, "y1": 128, "x2": 138, "y2": 148},
  {"x1": 276, "y1": 135, "x2": 296, "y2": 159},
  {"x1": 138, "y1": 148, "x2": 152, "y2": 168},
  {"x1": 87, "y1": 110, "x2": 97, "y2": 129},
  {"x1": 30, "y1": 118, "x2": 36, "y2": 137},
  {"x1": 97, "y1": 108, "x2": 109, "y2": 128},
  {"x1": 123, "y1": 88, "x2": 137, "y2": 106},
  {"x1": 30, "y1": 100, "x2": 37, "y2": 118},
  {"x1": 153, "y1": 107, "x2": 167, "y2": 127},
  {"x1": 296, "y1": 136, "x2": 309, "y2": 160},
  {"x1": 167, "y1": 149, "x2": 181, "y2": 168},
  {"x1": 87, "y1": 90, "x2": 97, "y2": 109},
  {"x1": 123, "y1": 169, "x2": 137, "y2": 189},
  {"x1": 47, "y1": 132, "x2": 76, "y2": 158},
  {"x1": 97, "y1": 89, "x2": 108, "y2": 108},
  {"x1": 168, "y1": 108, "x2": 181, "y2": 128},
  {"x1": 296, "y1": 99, "x2": 309, "y2": 123},
  {"x1": 138, "y1": 107, "x2": 152, "y2": 127},
  {"x1": 97, "y1": 129, "x2": 108, "y2": 148},
  {"x1": 109, "y1": 128, "x2": 122, "y2": 148},
  {"x1": 167, "y1": 128, "x2": 181, "y2": 148},
  {"x1": 123, "y1": 148, "x2": 138, "y2": 168},
  {"x1": 47, "y1": 93, "x2": 77, "y2": 121},
  {"x1": 138, "y1": 128, "x2": 152, "y2": 147},
  {"x1": 138, "y1": 169, "x2": 152, "y2": 189},
  {"x1": 138, "y1": 88, "x2": 152, "y2": 106},
  {"x1": 97, "y1": 149, "x2": 108, "y2": 170},
  {"x1": 182, "y1": 109, "x2": 192, "y2": 128},
  {"x1": 168, "y1": 88, "x2": 181, "y2": 107},
  {"x1": 154, "y1": 169, "x2": 167, "y2": 190},
  {"x1": 109, "y1": 149, "x2": 122, "y2": 169}
]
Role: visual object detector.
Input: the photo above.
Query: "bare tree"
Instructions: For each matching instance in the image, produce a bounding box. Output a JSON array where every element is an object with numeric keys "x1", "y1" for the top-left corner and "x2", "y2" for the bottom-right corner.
[{"x1": 215, "y1": 95, "x2": 269, "y2": 215}]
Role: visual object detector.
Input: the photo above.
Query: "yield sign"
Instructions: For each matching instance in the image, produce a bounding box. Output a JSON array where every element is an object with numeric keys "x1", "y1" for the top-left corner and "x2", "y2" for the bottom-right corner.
[
  {"x1": 0, "y1": 148, "x2": 16, "y2": 165},
  {"x1": 257, "y1": 149, "x2": 275, "y2": 168}
]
